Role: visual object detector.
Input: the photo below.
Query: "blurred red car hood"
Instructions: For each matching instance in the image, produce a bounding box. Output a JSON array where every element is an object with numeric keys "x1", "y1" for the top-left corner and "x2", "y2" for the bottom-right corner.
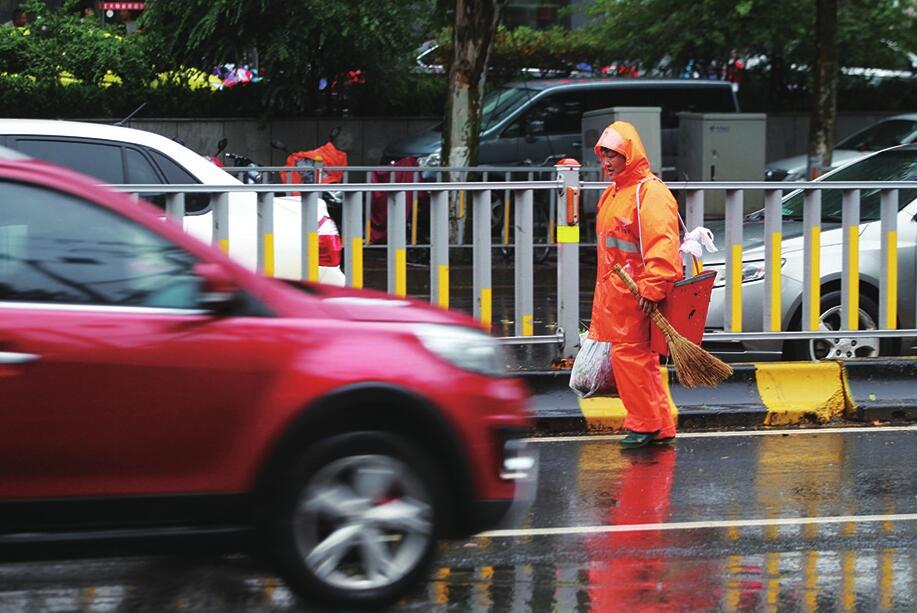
[{"x1": 282, "y1": 280, "x2": 479, "y2": 327}]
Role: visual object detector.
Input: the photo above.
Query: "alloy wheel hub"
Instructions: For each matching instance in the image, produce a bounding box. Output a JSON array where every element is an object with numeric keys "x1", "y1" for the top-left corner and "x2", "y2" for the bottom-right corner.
[{"x1": 293, "y1": 454, "x2": 432, "y2": 591}]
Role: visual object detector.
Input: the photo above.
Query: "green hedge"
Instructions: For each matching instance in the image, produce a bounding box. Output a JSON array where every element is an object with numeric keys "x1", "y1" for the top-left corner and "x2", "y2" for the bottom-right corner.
[{"x1": 0, "y1": 2, "x2": 909, "y2": 119}]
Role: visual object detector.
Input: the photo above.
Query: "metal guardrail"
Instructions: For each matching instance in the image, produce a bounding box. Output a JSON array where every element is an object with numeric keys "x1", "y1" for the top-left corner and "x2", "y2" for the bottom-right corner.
[{"x1": 114, "y1": 166, "x2": 917, "y2": 359}]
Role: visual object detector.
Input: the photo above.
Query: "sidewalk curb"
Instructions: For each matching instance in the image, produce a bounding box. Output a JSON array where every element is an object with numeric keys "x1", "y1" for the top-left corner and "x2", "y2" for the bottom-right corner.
[
  {"x1": 842, "y1": 359, "x2": 917, "y2": 422},
  {"x1": 517, "y1": 359, "x2": 917, "y2": 434}
]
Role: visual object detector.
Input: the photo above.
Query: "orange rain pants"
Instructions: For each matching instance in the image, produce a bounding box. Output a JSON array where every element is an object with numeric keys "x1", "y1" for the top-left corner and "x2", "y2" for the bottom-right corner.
[
  {"x1": 612, "y1": 342, "x2": 676, "y2": 437},
  {"x1": 589, "y1": 121, "x2": 682, "y2": 437}
]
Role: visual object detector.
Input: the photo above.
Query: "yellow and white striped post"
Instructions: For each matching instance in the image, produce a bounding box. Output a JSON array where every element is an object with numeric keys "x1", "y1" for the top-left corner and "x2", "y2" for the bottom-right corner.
[
  {"x1": 763, "y1": 189, "x2": 782, "y2": 332},
  {"x1": 387, "y1": 190, "x2": 407, "y2": 297},
  {"x1": 841, "y1": 189, "x2": 860, "y2": 330},
  {"x1": 473, "y1": 189, "x2": 492, "y2": 329},
  {"x1": 802, "y1": 190, "x2": 822, "y2": 332},
  {"x1": 212, "y1": 192, "x2": 230, "y2": 255},
  {"x1": 430, "y1": 190, "x2": 450, "y2": 308},
  {"x1": 555, "y1": 160, "x2": 581, "y2": 357},
  {"x1": 880, "y1": 189, "x2": 898, "y2": 329},
  {"x1": 301, "y1": 191, "x2": 319, "y2": 283},
  {"x1": 256, "y1": 192, "x2": 275, "y2": 276},
  {"x1": 343, "y1": 191, "x2": 363, "y2": 288},
  {"x1": 514, "y1": 188, "x2": 534, "y2": 336},
  {"x1": 724, "y1": 189, "x2": 744, "y2": 333}
]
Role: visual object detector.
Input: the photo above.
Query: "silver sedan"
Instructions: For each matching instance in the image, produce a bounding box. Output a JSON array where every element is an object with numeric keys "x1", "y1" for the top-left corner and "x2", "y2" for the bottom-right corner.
[{"x1": 703, "y1": 144, "x2": 917, "y2": 361}]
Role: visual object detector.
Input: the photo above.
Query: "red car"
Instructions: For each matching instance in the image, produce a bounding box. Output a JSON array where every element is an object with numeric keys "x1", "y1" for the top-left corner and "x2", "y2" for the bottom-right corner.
[{"x1": 0, "y1": 149, "x2": 535, "y2": 608}]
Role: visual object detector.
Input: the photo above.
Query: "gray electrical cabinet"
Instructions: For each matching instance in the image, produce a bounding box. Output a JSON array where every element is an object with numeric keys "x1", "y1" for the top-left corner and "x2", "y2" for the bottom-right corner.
[
  {"x1": 581, "y1": 107, "x2": 662, "y2": 171},
  {"x1": 677, "y1": 113, "x2": 767, "y2": 215},
  {"x1": 580, "y1": 106, "x2": 661, "y2": 212}
]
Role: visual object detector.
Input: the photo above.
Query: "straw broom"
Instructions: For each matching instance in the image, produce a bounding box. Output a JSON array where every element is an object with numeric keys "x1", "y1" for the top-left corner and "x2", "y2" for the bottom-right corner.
[{"x1": 613, "y1": 263, "x2": 733, "y2": 388}]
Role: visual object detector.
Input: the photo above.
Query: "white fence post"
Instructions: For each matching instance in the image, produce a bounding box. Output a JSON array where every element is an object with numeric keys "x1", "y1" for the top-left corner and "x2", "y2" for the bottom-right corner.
[{"x1": 555, "y1": 161, "x2": 581, "y2": 357}]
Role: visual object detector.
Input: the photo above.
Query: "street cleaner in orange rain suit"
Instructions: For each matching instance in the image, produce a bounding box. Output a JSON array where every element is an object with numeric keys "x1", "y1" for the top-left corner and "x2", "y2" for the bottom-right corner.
[{"x1": 590, "y1": 121, "x2": 683, "y2": 448}]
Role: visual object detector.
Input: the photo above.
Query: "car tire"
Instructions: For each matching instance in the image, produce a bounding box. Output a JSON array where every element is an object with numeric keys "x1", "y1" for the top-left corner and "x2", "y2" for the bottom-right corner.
[
  {"x1": 784, "y1": 289, "x2": 890, "y2": 361},
  {"x1": 269, "y1": 431, "x2": 442, "y2": 609}
]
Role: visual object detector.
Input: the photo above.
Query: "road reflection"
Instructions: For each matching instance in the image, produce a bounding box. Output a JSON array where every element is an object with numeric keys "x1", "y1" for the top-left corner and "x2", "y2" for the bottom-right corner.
[
  {"x1": 408, "y1": 434, "x2": 914, "y2": 612},
  {"x1": 0, "y1": 434, "x2": 914, "y2": 612}
]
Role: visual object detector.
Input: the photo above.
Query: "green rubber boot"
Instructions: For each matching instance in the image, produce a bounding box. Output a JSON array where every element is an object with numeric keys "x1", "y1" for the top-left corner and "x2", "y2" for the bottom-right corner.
[{"x1": 620, "y1": 430, "x2": 660, "y2": 448}]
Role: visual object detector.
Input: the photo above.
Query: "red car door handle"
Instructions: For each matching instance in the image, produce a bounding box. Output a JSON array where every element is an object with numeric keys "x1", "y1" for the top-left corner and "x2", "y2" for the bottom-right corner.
[{"x1": 0, "y1": 351, "x2": 40, "y2": 365}]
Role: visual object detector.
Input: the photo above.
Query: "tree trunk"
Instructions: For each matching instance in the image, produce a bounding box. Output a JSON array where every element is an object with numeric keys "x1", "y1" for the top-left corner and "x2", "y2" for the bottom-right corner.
[
  {"x1": 807, "y1": 0, "x2": 839, "y2": 180},
  {"x1": 443, "y1": 0, "x2": 505, "y2": 242}
]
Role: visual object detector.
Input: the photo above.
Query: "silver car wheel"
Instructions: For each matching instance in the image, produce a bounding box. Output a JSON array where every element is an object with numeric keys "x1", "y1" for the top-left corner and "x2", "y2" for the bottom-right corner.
[
  {"x1": 809, "y1": 304, "x2": 880, "y2": 360},
  {"x1": 293, "y1": 454, "x2": 433, "y2": 592}
]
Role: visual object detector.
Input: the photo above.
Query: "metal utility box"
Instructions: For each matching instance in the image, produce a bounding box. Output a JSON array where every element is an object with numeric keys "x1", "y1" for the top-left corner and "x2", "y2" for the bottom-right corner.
[
  {"x1": 677, "y1": 113, "x2": 767, "y2": 215},
  {"x1": 581, "y1": 107, "x2": 661, "y2": 213}
]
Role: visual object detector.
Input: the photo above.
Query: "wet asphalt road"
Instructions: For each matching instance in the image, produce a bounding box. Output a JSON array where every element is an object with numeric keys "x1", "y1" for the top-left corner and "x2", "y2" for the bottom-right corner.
[{"x1": 0, "y1": 426, "x2": 914, "y2": 612}]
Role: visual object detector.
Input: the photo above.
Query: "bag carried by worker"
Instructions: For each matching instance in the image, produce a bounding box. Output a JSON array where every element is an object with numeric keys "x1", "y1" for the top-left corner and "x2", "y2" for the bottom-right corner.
[{"x1": 569, "y1": 333, "x2": 617, "y2": 398}]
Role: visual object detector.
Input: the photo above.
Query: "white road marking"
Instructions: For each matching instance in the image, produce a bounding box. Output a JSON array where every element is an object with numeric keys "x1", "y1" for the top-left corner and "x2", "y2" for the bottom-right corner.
[
  {"x1": 478, "y1": 513, "x2": 917, "y2": 539},
  {"x1": 525, "y1": 424, "x2": 917, "y2": 444}
]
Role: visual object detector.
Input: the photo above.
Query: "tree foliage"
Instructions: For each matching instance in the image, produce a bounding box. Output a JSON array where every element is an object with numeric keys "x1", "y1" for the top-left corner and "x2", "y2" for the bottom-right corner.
[
  {"x1": 0, "y1": 0, "x2": 167, "y2": 117},
  {"x1": 583, "y1": 0, "x2": 917, "y2": 110},
  {"x1": 435, "y1": 25, "x2": 603, "y2": 86},
  {"x1": 0, "y1": 0, "x2": 158, "y2": 87},
  {"x1": 585, "y1": 0, "x2": 915, "y2": 73},
  {"x1": 140, "y1": 0, "x2": 438, "y2": 116}
]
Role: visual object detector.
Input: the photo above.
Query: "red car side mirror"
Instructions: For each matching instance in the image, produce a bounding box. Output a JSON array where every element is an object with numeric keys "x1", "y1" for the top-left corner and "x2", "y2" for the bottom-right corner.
[{"x1": 194, "y1": 263, "x2": 239, "y2": 314}]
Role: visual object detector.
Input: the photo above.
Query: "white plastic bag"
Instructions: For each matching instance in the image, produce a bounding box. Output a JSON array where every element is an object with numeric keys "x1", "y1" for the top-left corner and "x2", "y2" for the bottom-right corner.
[
  {"x1": 679, "y1": 226, "x2": 718, "y2": 259},
  {"x1": 569, "y1": 333, "x2": 617, "y2": 398}
]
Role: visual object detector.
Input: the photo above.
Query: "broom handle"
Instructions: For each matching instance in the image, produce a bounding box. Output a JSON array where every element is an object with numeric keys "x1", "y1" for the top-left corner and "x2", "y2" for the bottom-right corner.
[
  {"x1": 612, "y1": 263, "x2": 642, "y2": 299},
  {"x1": 612, "y1": 264, "x2": 669, "y2": 329}
]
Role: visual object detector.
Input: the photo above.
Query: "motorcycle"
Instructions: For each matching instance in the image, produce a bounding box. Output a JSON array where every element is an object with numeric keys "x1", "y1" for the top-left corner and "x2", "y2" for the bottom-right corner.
[
  {"x1": 203, "y1": 137, "x2": 228, "y2": 168},
  {"x1": 203, "y1": 139, "x2": 345, "y2": 286},
  {"x1": 274, "y1": 127, "x2": 349, "y2": 231},
  {"x1": 223, "y1": 150, "x2": 262, "y2": 184}
]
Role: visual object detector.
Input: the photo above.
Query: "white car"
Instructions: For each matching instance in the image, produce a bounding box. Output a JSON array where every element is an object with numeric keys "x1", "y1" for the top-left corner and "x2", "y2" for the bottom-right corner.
[
  {"x1": 705, "y1": 144, "x2": 917, "y2": 361},
  {"x1": 0, "y1": 119, "x2": 345, "y2": 285},
  {"x1": 765, "y1": 113, "x2": 917, "y2": 181}
]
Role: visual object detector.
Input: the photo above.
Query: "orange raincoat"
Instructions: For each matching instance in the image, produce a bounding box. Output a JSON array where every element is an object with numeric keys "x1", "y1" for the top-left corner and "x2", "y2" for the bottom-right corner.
[{"x1": 589, "y1": 122, "x2": 682, "y2": 436}]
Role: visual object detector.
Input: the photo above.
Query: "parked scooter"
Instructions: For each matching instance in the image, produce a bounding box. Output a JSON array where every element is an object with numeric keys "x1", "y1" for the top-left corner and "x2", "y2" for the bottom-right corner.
[
  {"x1": 203, "y1": 137, "x2": 228, "y2": 168},
  {"x1": 274, "y1": 128, "x2": 349, "y2": 230},
  {"x1": 223, "y1": 150, "x2": 262, "y2": 184},
  {"x1": 202, "y1": 138, "x2": 345, "y2": 286}
]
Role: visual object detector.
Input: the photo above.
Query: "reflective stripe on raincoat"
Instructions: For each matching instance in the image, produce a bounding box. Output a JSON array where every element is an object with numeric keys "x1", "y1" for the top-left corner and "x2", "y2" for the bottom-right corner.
[{"x1": 589, "y1": 121, "x2": 682, "y2": 343}]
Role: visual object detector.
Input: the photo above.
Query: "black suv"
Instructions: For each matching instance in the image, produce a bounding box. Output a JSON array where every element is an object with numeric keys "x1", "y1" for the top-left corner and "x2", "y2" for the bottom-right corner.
[{"x1": 382, "y1": 78, "x2": 740, "y2": 176}]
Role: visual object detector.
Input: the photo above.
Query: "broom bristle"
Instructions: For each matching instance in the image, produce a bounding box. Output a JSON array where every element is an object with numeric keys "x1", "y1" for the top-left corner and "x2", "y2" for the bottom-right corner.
[
  {"x1": 612, "y1": 263, "x2": 734, "y2": 388},
  {"x1": 652, "y1": 312, "x2": 734, "y2": 388}
]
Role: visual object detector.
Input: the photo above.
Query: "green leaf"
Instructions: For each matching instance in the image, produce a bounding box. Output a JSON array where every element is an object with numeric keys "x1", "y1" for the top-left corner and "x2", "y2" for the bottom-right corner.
[{"x1": 735, "y1": 1, "x2": 754, "y2": 17}]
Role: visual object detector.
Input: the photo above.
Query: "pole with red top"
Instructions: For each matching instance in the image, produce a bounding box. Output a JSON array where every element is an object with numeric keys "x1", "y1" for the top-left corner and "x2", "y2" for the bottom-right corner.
[{"x1": 556, "y1": 158, "x2": 581, "y2": 357}]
